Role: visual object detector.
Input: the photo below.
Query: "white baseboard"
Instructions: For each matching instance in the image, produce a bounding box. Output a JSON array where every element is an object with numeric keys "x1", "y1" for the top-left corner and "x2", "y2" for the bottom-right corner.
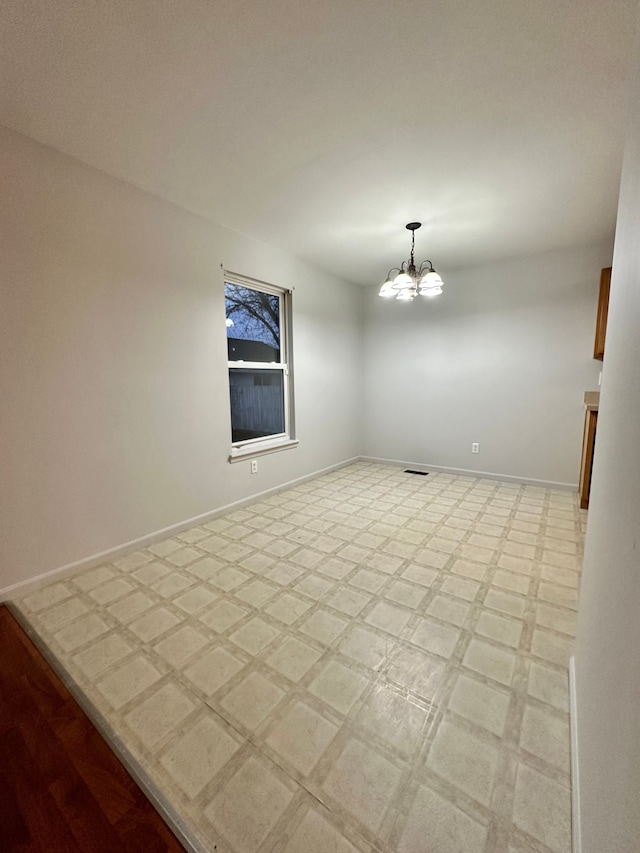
[
  {"x1": 1, "y1": 455, "x2": 359, "y2": 601},
  {"x1": 569, "y1": 655, "x2": 582, "y2": 853},
  {"x1": 359, "y1": 455, "x2": 578, "y2": 491}
]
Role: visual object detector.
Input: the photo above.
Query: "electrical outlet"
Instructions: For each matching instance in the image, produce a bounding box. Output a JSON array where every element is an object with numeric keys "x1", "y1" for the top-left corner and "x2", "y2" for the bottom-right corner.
[
  {"x1": 250, "y1": 459, "x2": 258, "y2": 474},
  {"x1": 472, "y1": 442, "x2": 480, "y2": 454}
]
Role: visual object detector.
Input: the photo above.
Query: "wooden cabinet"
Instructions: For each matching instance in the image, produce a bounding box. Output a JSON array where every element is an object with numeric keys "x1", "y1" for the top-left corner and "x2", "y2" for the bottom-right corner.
[
  {"x1": 579, "y1": 400, "x2": 599, "y2": 509},
  {"x1": 593, "y1": 266, "x2": 611, "y2": 360}
]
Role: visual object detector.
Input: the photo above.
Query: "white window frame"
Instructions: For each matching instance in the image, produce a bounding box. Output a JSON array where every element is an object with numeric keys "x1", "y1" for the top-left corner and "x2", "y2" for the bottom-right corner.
[{"x1": 225, "y1": 271, "x2": 297, "y2": 462}]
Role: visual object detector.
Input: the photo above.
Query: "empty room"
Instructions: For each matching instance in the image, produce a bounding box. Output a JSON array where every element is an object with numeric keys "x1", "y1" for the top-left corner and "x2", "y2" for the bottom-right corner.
[{"x1": 1, "y1": 2, "x2": 639, "y2": 853}]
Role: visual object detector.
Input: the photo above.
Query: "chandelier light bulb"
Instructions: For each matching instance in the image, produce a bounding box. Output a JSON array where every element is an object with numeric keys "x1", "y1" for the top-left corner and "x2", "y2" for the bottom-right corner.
[
  {"x1": 378, "y1": 280, "x2": 396, "y2": 297},
  {"x1": 393, "y1": 271, "x2": 413, "y2": 287},
  {"x1": 423, "y1": 285, "x2": 443, "y2": 297}
]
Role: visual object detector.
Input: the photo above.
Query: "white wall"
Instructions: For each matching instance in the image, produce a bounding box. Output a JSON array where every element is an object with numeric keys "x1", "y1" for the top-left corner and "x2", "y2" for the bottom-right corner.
[
  {"x1": 0, "y1": 126, "x2": 362, "y2": 592},
  {"x1": 361, "y1": 245, "x2": 611, "y2": 486},
  {"x1": 573, "y1": 28, "x2": 640, "y2": 853}
]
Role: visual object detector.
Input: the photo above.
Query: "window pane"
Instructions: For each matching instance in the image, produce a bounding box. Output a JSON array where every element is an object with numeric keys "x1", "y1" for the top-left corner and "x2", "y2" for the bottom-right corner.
[
  {"x1": 225, "y1": 282, "x2": 281, "y2": 362},
  {"x1": 229, "y1": 368, "x2": 285, "y2": 443}
]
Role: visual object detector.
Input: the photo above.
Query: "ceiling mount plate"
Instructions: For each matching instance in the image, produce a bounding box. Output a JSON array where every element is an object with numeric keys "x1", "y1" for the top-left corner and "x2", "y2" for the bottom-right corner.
[{"x1": 405, "y1": 222, "x2": 422, "y2": 231}]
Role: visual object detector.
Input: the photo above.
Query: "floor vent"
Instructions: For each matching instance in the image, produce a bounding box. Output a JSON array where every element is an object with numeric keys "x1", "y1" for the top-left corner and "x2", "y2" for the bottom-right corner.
[{"x1": 404, "y1": 469, "x2": 429, "y2": 476}]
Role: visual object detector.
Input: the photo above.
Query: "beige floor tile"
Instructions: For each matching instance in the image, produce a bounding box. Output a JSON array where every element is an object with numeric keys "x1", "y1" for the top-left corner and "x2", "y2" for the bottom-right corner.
[
  {"x1": 70, "y1": 566, "x2": 116, "y2": 592},
  {"x1": 290, "y1": 548, "x2": 324, "y2": 570},
  {"x1": 538, "y1": 581, "x2": 578, "y2": 611},
  {"x1": 199, "y1": 599, "x2": 248, "y2": 633},
  {"x1": 209, "y1": 566, "x2": 251, "y2": 592},
  {"x1": 72, "y1": 633, "x2": 133, "y2": 678},
  {"x1": 541, "y1": 564, "x2": 579, "y2": 589},
  {"x1": 541, "y1": 550, "x2": 579, "y2": 570},
  {"x1": 527, "y1": 662, "x2": 569, "y2": 712},
  {"x1": 492, "y1": 570, "x2": 530, "y2": 595},
  {"x1": 365, "y1": 601, "x2": 411, "y2": 636},
  {"x1": 426, "y1": 595, "x2": 470, "y2": 627},
  {"x1": 186, "y1": 555, "x2": 225, "y2": 580},
  {"x1": 463, "y1": 639, "x2": 517, "y2": 686},
  {"x1": 89, "y1": 578, "x2": 135, "y2": 605},
  {"x1": 205, "y1": 754, "x2": 295, "y2": 852},
  {"x1": 161, "y1": 712, "x2": 242, "y2": 797},
  {"x1": 165, "y1": 547, "x2": 202, "y2": 568},
  {"x1": 450, "y1": 558, "x2": 487, "y2": 581},
  {"x1": 235, "y1": 579, "x2": 279, "y2": 608},
  {"x1": 349, "y1": 568, "x2": 388, "y2": 593},
  {"x1": 468, "y1": 533, "x2": 501, "y2": 550},
  {"x1": 325, "y1": 587, "x2": 372, "y2": 617},
  {"x1": 295, "y1": 574, "x2": 334, "y2": 600},
  {"x1": 414, "y1": 548, "x2": 450, "y2": 570},
  {"x1": 483, "y1": 589, "x2": 526, "y2": 619},
  {"x1": 476, "y1": 611, "x2": 523, "y2": 649},
  {"x1": 113, "y1": 551, "x2": 152, "y2": 571},
  {"x1": 265, "y1": 592, "x2": 313, "y2": 624},
  {"x1": 401, "y1": 563, "x2": 438, "y2": 588},
  {"x1": 22, "y1": 582, "x2": 74, "y2": 612},
  {"x1": 322, "y1": 738, "x2": 402, "y2": 833},
  {"x1": 440, "y1": 576, "x2": 481, "y2": 602},
  {"x1": 397, "y1": 784, "x2": 487, "y2": 853},
  {"x1": 266, "y1": 700, "x2": 338, "y2": 776},
  {"x1": 266, "y1": 564, "x2": 304, "y2": 586},
  {"x1": 535, "y1": 603, "x2": 577, "y2": 637},
  {"x1": 147, "y1": 539, "x2": 182, "y2": 558},
  {"x1": 266, "y1": 636, "x2": 323, "y2": 682},
  {"x1": 124, "y1": 681, "x2": 195, "y2": 748},
  {"x1": 151, "y1": 573, "x2": 194, "y2": 598},
  {"x1": 309, "y1": 658, "x2": 369, "y2": 715},
  {"x1": 459, "y1": 544, "x2": 495, "y2": 564},
  {"x1": 300, "y1": 609, "x2": 349, "y2": 645},
  {"x1": 427, "y1": 719, "x2": 499, "y2": 807},
  {"x1": 54, "y1": 613, "x2": 110, "y2": 651},
  {"x1": 357, "y1": 686, "x2": 429, "y2": 757},
  {"x1": 520, "y1": 704, "x2": 570, "y2": 773},
  {"x1": 96, "y1": 655, "x2": 162, "y2": 709},
  {"x1": 39, "y1": 597, "x2": 89, "y2": 631},
  {"x1": 184, "y1": 647, "x2": 245, "y2": 696},
  {"x1": 338, "y1": 624, "x2": 395, "y2": 669},
  {"x1": 497, "y1": 554, "x2": 535, "y2": 575},
  {"x1": 154, "y1": 625, "x2": 209, "y2": 667},
  {"x1": 129, "y1": 606, "x2": 181, "y2": 642},
  {"x1": 502, "y1": 540, "x2": 536, "y2": 559},
  {"x1": 367, "y1": 553, "x2": 404, "y2": 575},
  {"x1": 512, "y1": 763, "x2": 571, "y2": 853},
  {"x1": 283, "y1": 806, "x2": 363, "y2": 853},
  {"x1": 173, "y1": 585, "x2": 218, "y2": 614},
  {"x1": 220, "y1": 670, "x2": 285, "y2": 731},
  {"x1": 530, "y1": 629, "x2": 573, "y2": 667},
  {"x1": 411, "y1": 617, "x2": 460, "y2": 658},
  {"x1": 448, "y1": 673, "x2": 511, "y2": 736},
  {"x1": 384, "y1": 580, "x2": 426, "y2": 609},
  {"x1": 230, "y1": 616, "x2": 281, "y2": 655},
  {"x1": 388, "y1": 646, "x2": 444, "y2": 699},
  {"x1": 318, "y1": 557, "x2": 356, "y2": 580},
  {"x1": 427, "y1": 537, "x2": 458, "y2": 554},
  {"x1": 218, "y1": 542, "x2": 254, "y2": 563}
]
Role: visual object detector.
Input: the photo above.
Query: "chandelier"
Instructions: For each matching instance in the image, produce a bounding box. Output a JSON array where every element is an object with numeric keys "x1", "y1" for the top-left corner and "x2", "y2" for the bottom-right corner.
[{"x1": 378, "y1": 222, "x2": 444, "y2": 301}]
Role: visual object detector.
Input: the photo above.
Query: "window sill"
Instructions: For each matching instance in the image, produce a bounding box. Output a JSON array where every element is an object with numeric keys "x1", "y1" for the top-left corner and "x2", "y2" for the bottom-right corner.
[{"x1": 228, "y1": 438, "x2": 299, "y2": 463}]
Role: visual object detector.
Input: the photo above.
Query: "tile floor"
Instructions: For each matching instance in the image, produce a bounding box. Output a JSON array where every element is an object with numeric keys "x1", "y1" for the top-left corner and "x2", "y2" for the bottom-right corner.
[{"x1": 13, "y1": 462, "x2": 584, "y2": 853}]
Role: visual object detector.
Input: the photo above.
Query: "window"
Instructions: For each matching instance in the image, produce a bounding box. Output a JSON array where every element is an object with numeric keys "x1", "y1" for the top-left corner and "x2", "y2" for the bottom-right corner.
[{"x1": 225, "y1": 272, "x2": 296, "y2": 459}]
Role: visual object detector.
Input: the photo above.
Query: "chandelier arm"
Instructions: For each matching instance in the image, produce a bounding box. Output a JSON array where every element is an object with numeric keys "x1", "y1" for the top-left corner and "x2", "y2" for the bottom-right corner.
[{"x1": 418, "y1": 260, "x2": 435, "y2": 273}]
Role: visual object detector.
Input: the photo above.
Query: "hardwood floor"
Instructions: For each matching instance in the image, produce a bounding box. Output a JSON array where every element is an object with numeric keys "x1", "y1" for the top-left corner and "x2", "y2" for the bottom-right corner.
[{"x1": 0, "y1": 605, "x2": 186, "y2": 852}]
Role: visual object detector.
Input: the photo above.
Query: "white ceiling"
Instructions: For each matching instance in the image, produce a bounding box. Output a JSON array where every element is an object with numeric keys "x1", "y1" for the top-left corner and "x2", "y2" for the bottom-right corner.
[{"x1": 0, "y1": 0, "x2": 636, "y2": 284}]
